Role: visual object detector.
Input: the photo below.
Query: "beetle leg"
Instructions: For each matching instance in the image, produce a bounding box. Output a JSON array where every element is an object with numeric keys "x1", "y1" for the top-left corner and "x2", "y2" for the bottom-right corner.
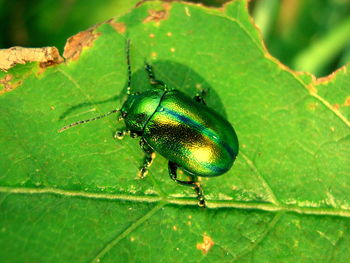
[
  {"x1": 144, "y1": 62, "x2": 167, "y2": 90},
  {"x1": 193, "y1": 89, "x2": 207, "y2": 105},
  {"x1": 138, "y1": 139, "x2": 155, "y2": 178},
  {"x1": 168, "y1": 161, "x2": 206, "y2": 207},
  {"x1": 114, "y1": 129, "x2": 130, "y2": 140},
  {"x1": 114, "y1": 129, "x2": 140, "y2": 140}
]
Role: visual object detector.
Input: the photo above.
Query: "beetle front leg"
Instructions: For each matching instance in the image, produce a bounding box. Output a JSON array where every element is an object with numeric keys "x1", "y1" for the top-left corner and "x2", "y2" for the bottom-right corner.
[
  {"x1": 138, "y1": 139, "x2": 155, "y2": 178},
  {"x1": 144, "y1": 62, "x2": 167, "y2": 90},
  {"x1": 114, "y1": 129, "x2": 130, "y2": 139},
  {"x1": 114, "y1": 129, "x2": 139, "y2": 139},
  {"x1": 193, "y1": 89, "x2": 207, "y2": 105},
  {"x1": 168, "y1": 161, "x2": 206, "y2": 207}
]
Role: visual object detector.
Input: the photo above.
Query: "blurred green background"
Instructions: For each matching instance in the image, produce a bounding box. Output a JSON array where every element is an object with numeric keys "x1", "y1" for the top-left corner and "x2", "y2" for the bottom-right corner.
[{"x1": 0, "y1": 0, "x2": 349, "y2": 77}]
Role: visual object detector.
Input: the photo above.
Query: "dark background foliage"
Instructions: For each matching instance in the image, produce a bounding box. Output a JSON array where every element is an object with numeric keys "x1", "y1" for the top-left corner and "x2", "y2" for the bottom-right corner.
[{"x1": 1, "y1": 0, "x2": 349, "y2": 77}]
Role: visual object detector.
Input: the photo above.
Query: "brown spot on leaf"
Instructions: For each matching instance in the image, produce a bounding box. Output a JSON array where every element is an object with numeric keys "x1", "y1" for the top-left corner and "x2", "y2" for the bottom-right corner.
[
  {"x1": 315, "y1": 65, "x2": 347, "y2": 85},
  {"x1": 107, "y1": 20, "x2": 126, "y2": 34},
  {"x1": 0, "y1": 46, "x2": 63, "y2": 72},
  {"x1": 0, "y1": 74, "x2": 22, "y2": 94},
  {"x1": 196, "y1": 234, "x2": 214, "y2": 254},
  {"x1": 63, "y1": 29, "x2": 101, "y2": 61},
  {"x1": 333, "y1": 104, "x2": 340, "y2": 110},
  {"x1": 316, "y1": 73, "x2": 337, "y2": 84},
  {"x1": 344, "y1": 97, "x2": 350, "y2": 106},
  {"x1": 151, "y1": 52, "x2": 157, "y2": 59},
  {"x1": 0, "y1": 74, "x2": 12, "y2": 84},
  {"x1": 308, "y1": 102, "x2": 319, "y2": 111},
  {"x1": 143, "y1": 3, "x2": 171, "y2": 23}
]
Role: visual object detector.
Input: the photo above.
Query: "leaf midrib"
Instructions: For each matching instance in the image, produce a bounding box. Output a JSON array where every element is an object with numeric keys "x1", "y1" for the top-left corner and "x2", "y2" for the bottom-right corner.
[{"x1": 1, "y1": 186, "x2": 349, "y2": 218}]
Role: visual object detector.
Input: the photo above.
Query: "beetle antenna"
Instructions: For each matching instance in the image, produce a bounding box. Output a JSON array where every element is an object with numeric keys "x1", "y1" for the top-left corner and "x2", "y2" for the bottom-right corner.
[
  {"x1": 126, "y1": 39, "x2": 132, "y2": 95},
  {"x1": 58, "y1": 109, "x2": 120, "y2": 133}
]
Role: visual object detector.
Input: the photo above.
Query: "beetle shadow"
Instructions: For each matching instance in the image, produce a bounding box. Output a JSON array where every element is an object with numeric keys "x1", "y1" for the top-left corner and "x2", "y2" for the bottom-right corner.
[
  {"x1": 59, "y1": 60, "x2": 228, "y2": 121},
  {"x1": 58, "y1": 95, "x2": 122, "y2": 120},
  {"x1": 131, "y1": 60, "x2": 228, "y2": 118}
]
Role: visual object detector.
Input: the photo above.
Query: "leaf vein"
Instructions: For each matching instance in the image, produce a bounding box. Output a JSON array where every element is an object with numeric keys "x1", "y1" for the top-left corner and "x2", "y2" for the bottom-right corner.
[
  {"x1": 89, "y1": 203, "x2": 165, "y2": 263},
  {"x1": 239, "y1": 150, "x2": 279, "y2": 205},
  {"x1": 1, "y1": 186, "x2": 350, "y2": 218},
  {"x1": 232, "y1": 212, "x2": 283, "y2": 262}
]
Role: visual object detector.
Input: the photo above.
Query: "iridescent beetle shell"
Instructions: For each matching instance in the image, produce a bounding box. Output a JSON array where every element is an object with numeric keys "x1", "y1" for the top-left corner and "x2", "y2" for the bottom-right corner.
[{"x1": 122, "y1": 89, "x2": 239, "y2": 177}]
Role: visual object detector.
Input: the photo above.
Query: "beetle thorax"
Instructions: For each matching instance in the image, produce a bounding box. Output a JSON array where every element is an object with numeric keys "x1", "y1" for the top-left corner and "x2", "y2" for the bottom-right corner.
[{"x1": 122, "y1": 89, "x2": 165, "y2": 132}]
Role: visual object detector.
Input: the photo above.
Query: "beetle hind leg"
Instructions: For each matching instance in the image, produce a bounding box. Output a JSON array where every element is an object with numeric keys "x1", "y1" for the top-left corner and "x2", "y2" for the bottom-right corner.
[
  {"x1": 138, "y1": 139, "x2": 155, "y2": 178},
  {"x1": 168, "y1": 161, "x2": 206, "y2": 207}
]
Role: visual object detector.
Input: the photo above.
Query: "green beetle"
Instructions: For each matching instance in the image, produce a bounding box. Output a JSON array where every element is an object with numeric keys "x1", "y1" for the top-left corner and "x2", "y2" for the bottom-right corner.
[{"x1": 59, "y1": 40, "x2": 239, "y2": 207}]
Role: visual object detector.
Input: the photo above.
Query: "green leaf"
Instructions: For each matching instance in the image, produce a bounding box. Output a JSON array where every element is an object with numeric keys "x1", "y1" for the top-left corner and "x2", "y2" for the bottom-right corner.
[{"x1": 1, "y1": 1, "x2": 349, "y2": 262}]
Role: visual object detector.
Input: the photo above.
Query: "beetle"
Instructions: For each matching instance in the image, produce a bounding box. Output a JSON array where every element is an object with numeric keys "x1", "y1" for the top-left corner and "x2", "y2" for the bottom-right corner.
[{"x1": 59, "y1": 40, "x2": 239, "y2": 207}]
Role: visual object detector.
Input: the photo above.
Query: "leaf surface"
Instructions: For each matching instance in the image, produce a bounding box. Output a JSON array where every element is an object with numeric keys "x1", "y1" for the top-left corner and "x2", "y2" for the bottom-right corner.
[{"x1": 0, "y1": 1, "x2": 349, "y2": 262}]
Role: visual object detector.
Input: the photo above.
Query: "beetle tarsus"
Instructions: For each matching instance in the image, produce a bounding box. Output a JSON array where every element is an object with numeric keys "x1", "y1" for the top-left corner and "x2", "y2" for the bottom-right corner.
[
  {"x1": 193, "y1": 89, "x2": 207, "y2": 105},
  {"x1": 198, "y1": 198, "x2": 206, "y2": 208},
  {"x1": 138, "y1": 168, "x2": 148, "y2": 178},
  {"x1": 168, "y1": 161, "x2": 206, "y2": 207},
  {"x1": 194, "y1": 182, "x2": 206, "y2": 208},
  {"x1": 193, "y1": 94, "x2": 206, "y2": 105},
  {"x1": 130, "y1": 131, "x2": 139, "y2": 138},
  {"x1": 139, "y1": 139, "x2": 155, "y2": 178},
  {"x1": 114, "y1": 130, "x2": 129, "y2": 139}
]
